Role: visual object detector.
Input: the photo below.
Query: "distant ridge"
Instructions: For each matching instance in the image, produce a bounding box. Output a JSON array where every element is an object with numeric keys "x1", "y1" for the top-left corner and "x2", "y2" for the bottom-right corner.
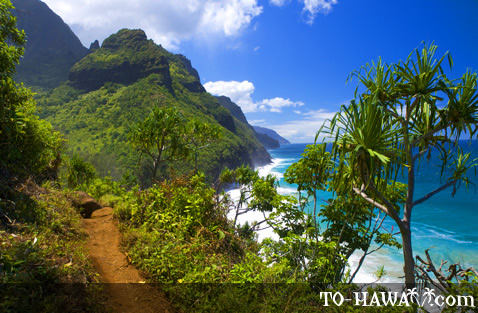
[
  {"x1": 12, "y1": 0, "x2": 90, "y2": 89},
  {"x1": 215, "y1": 96, "x2": 280, "y2": 149},
  {"x1": 253, "y1": 126, "x2": 290, "y2": 145}
]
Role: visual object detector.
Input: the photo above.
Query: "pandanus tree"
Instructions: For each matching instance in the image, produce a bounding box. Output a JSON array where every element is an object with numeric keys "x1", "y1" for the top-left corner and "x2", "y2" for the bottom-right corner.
[
  {"x1": 186, "y1": 119, "x2": 222, "y2": 170},
  {"x1": 129, "y1": 105, "x2": 221, "y2": 183},
  {"x1": 129, "y1": 106, "x2": 188, "y2": 183},
  {"x1": 317, "y1": 43, "x2": 478, "y2": 287}
]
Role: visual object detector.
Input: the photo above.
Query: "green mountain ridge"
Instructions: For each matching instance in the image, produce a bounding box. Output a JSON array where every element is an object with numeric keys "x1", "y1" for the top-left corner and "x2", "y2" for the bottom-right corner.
[
  {"x1": 253, "y1": 126, "x2": 290, "y2": 145},
  {"x1": 215, "y1": 96, "x2": 280, "y2": 149},
  {"x1": 12, "y1": 0, "x2": 90, "y2": 90},
  {"x1": 36, "y1": 28, "x2": 271, "y2": 182}
]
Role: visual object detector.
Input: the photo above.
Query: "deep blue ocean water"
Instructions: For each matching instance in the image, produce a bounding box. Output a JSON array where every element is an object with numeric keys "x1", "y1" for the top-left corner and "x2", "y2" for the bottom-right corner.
[{"x1": 261, "y1": 141, "x2": 478, "y2": 282}]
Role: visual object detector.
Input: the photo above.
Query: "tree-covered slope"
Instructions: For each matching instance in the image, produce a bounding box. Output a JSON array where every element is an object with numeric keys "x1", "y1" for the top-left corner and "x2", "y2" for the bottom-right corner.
[
  {"x1": 37, "y1": 29, "x2": 271, "y2": 182},
  {"x1": 216, "y1": 95, "x2": 280, "y2": 149},
  {"x1": 12, "y1": 0, "x2": 89, "y2": 90}
]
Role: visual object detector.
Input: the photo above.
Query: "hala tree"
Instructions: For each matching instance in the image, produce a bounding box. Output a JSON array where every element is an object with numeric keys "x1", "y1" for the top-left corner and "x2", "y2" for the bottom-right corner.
[
  {"x1": 318, "y1": 43, "x2": 478, "y2": 287},
  {"x1": 186, "y1": 118, "x2": 222, "y2": 170},
  {"x1": 129, "y1": 105, "x2": 186, "y2": 183},
  {"x1": 129, "y1": 105, "x2": 221, "y2": 183}
]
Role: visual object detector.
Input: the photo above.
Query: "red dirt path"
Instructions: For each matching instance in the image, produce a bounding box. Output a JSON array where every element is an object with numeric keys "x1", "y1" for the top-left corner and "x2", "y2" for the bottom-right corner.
[{"x1": 83, "y1": 207, "x2": 174, "y2": 313}]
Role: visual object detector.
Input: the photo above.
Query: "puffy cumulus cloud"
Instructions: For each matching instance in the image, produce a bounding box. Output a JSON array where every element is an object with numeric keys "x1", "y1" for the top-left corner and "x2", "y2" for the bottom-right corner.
[
  {"x1": 302, "y1": 0, "x2": 338, "y2": 24},
  {"x1": 42, "y1": 0, "x2": 263, "y2": 50},
  {"x1": 204, "y1": 80, "x2": 304, "y2": 113},
  {"x1": 204, "y1": 80, "x2": 257, "y2": 113},
  {"x1": 264, "y1": 109, "x2": 336, "y2": 143},
  {"x1": 201, "y1": 0, "x2": 263, "y2": 36},
  {"x1": 259, "y1": 97, "x2": 304, "y2": 113}
]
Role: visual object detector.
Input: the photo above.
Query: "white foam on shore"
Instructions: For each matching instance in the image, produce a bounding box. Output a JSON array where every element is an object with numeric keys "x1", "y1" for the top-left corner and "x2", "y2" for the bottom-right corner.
[
  {"x1": 226, "y1": 189, "x2": 279, "y2": 242},
  {"x1": 348, "y1": 248, "x2": 404, "y2": 283},
  {"x1": 225, "y1": 159, "x2": 296, "y2": 242},
  {"x1": 257, "y1": 158, "x2": 294, "y2": 179}
]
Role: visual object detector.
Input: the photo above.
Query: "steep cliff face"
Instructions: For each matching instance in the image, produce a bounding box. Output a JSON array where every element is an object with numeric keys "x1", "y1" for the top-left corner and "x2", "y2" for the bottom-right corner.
[
  {"x1": 37, "y1": 29, "x2": 271, "y2": 181},
  {"x1": 216, "y1": 96, "x2": 280, "y2": 149},
  {"x1": 216, "y1": 96, "x2": 249, "y2": 125},
  {"x1": 12, "y1": 0, "x2": 89, "y2": 89}
]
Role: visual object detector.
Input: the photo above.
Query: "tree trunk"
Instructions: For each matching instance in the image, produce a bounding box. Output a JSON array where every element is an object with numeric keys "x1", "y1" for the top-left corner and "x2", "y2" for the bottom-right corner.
[{"x1": 401, "y1": 224, "x2": 415, "y2": 289}]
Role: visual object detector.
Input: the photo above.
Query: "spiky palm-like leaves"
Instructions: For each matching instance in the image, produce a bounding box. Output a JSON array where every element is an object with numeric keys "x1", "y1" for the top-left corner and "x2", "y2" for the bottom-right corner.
[{"x1": 317, "y1": 43, "x2": 478, "y2": 287}]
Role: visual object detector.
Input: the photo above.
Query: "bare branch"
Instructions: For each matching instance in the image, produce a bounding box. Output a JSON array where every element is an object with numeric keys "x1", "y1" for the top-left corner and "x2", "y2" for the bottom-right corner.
[
  {"x1": 413, "y1": 180, "x2": 456, "y2": 206},
  {"x1": 411, "y1": 122, "x2": 453, "y2": 146},
  {"x1": 352, "y1": 187, "x2": 403, "y2": 228},
  {"x1": 383, "y1": 106, "x2": 402, "y2": 120},
  {"x1": 412, "y1": 147, "x2": 429, "y2": 162}
]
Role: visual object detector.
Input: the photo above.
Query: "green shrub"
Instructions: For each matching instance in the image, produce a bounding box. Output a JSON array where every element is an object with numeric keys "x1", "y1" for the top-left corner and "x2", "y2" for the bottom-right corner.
[{"x1": 66, "y1": 155, "x2": 97, "y2": 188}]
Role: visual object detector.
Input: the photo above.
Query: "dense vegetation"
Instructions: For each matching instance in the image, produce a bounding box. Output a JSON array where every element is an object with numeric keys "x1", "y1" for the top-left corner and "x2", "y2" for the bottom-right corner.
[
  {"x1": 1, "y1": 2, "x2": 103, "y2": 311},
  {"x1": 76, "y1": 168, "x2": 413, "y2": 312},
  {"x1": 36, "y1": 29, "x2": 271, "y2": 184},
  {"x1": 2, "y1": 0, "x2": 477, "y2": 311}
]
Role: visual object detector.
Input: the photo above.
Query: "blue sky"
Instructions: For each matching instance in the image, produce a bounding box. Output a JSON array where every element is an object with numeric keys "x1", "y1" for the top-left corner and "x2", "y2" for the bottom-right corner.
[{"x1": 42, "y1": 0, "x2": 478, "y2": 142}]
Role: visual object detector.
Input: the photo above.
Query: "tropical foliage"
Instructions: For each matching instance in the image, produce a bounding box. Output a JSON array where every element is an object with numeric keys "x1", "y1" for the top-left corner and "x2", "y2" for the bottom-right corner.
[
  {"x1": 0, "y1": 0, "x2": 63, "y2": 181},
  {"x1": 129, "y1": 105, "x2": 221, "y2": 183},
  {"x1": 316, "y1": 43, "x2": 478, "y2": 286},
  {"x1": 112, "y1": 169, "x2": 414, "y2": 312}
]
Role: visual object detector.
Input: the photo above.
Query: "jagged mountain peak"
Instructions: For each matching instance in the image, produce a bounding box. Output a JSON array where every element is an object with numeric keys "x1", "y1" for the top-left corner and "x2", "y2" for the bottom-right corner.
[
  {"x1": 36, "y1": 27, "x2": 271, "y2": 181},
  {"x1": 101, "y1": 28, "x2": 149, "y2": 50},
  {"x1": 69, "y1": 29, "x2": 172, "y2": 92},
  {"x1": 68, "y1": 28, "x2": 207, "y2": 94}
]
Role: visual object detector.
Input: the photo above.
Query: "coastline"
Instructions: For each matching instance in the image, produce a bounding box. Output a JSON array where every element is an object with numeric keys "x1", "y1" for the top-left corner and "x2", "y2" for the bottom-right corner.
[{"x1": 228, "y1": 142, "x2": 478, "y2": 283}]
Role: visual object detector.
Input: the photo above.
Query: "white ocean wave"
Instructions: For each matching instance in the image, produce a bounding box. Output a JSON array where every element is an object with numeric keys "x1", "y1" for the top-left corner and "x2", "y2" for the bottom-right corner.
[
  {"x1": 226, "y1": 203, "x2": 279, "y2": 242},
  {"x1": 257, "y1": 158, "x2": 296, "y2": 178},
  {"x1": 418, "y1": 229, "x2": 472, "y2": 245},
  {"x1": 348, "y1": 248, "x2": 404, "y2": 283},
  {"x1": 412, "y1": 223, "x2": 473, "y2": 244}
]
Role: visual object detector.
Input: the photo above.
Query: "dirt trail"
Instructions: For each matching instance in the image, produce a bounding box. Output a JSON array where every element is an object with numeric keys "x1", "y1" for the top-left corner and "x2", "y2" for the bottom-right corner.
[{"x1": 83, "y1": 207, "x2": 173, "y2": 313}]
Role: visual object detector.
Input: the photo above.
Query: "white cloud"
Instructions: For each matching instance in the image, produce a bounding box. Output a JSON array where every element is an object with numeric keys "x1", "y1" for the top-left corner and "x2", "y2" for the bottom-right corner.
[
  {"x1": 204, "y1": 80, "x2": 257, "y2": 112},
  {"x1": 301, "y1": 0, "x2": 338, "y2": 24},
  {"x1": 42, "y1": 0, "x2": 263, "y2": 50},
  {"x1": 260, "y1": 97, "x2": 304, "y2": 113},
  {"x1": 269, "y1": 0, "x2": 290, "y2": 6},
  {"x1": 204, "y1": 80, "x2": 341, "y2": 142},
  {"x1": 204, "y1": 80, "x2": 304, "y2": 113},
  {"x1": 249, "y1": 119, "x2": 266, "y2": 125},
  {"x1": 270, "y1": 0, "x2": 338, "y2": 23},
  {"x1": 201, "y1": 0, "x2": 263, "y2": 36}
]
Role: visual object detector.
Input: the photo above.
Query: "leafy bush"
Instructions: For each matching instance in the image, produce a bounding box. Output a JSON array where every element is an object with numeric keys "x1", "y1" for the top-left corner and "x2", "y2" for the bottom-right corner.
[{"x1": 66, "y1": 155, "x2": 97, "y2": 188}]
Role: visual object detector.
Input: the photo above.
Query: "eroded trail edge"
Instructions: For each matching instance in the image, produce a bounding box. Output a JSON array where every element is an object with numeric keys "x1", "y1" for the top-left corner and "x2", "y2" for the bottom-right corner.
[{"x1": 83, "y1": 207, "x2": 173, "y2": 313}]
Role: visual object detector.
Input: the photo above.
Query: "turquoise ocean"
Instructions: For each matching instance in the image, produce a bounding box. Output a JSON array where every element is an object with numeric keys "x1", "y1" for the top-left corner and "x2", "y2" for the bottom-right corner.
[{"x1": 255, "y1": 141, "x2": 478, "y2": 282}]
